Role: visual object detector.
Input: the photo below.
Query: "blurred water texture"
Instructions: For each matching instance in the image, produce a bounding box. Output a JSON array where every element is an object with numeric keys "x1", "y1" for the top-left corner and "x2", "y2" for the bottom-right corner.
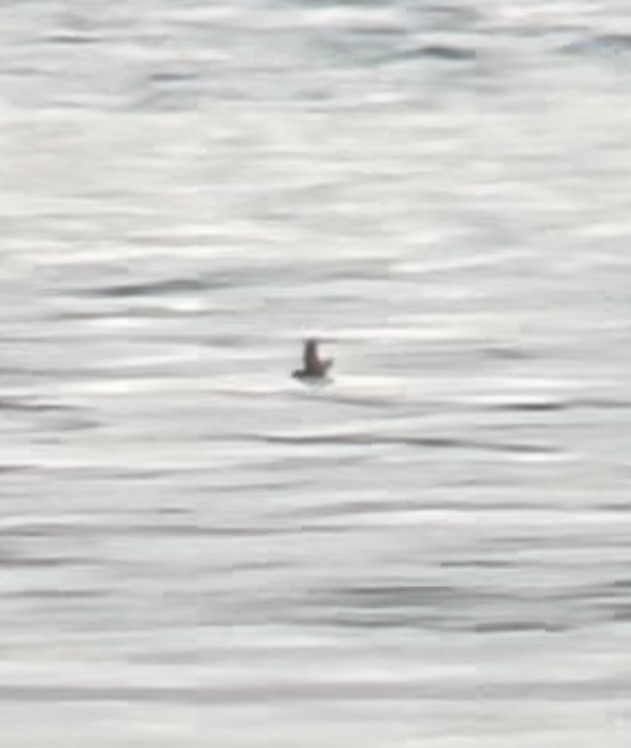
[{"x1": 0, "y1": 0, "x2": 631, "y2": 745}]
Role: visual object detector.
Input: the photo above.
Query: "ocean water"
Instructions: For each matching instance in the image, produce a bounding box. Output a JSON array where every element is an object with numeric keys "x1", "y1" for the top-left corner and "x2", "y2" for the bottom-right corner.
[{"x1": 1, "y1": 0, "x2": 631, "y2": 745}]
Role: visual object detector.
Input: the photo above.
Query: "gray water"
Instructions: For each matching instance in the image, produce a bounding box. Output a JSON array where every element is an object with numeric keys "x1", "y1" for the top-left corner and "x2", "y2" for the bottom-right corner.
[{"x1": 1, "y1": 1, "x2": 631, "y2": 745}]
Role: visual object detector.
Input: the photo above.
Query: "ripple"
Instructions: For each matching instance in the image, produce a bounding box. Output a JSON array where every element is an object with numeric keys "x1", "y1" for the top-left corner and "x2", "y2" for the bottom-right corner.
[
  {"x1": 394, "y1": 43, "x2": 477, "y2": 62},
  {"x1": 258, "y1": 431, "x2": 558, "y2": 456}
]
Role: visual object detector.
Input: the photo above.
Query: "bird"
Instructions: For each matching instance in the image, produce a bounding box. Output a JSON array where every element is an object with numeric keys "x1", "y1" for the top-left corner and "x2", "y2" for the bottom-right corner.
[{"x1": 292, "y1": 339, "x2": 333, "y2": 382}]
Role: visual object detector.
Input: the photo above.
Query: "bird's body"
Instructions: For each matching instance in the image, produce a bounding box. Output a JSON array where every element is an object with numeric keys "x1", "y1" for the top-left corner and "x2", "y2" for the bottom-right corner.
[{"x1": 292, "y1": 339, "x2": 333, "y2": 382}]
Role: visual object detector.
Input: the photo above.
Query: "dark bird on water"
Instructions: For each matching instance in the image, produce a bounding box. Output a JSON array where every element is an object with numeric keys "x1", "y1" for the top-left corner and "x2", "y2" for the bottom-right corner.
[{"x1": 292, "y1": 339, "x2": 333, "y2": 382}]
